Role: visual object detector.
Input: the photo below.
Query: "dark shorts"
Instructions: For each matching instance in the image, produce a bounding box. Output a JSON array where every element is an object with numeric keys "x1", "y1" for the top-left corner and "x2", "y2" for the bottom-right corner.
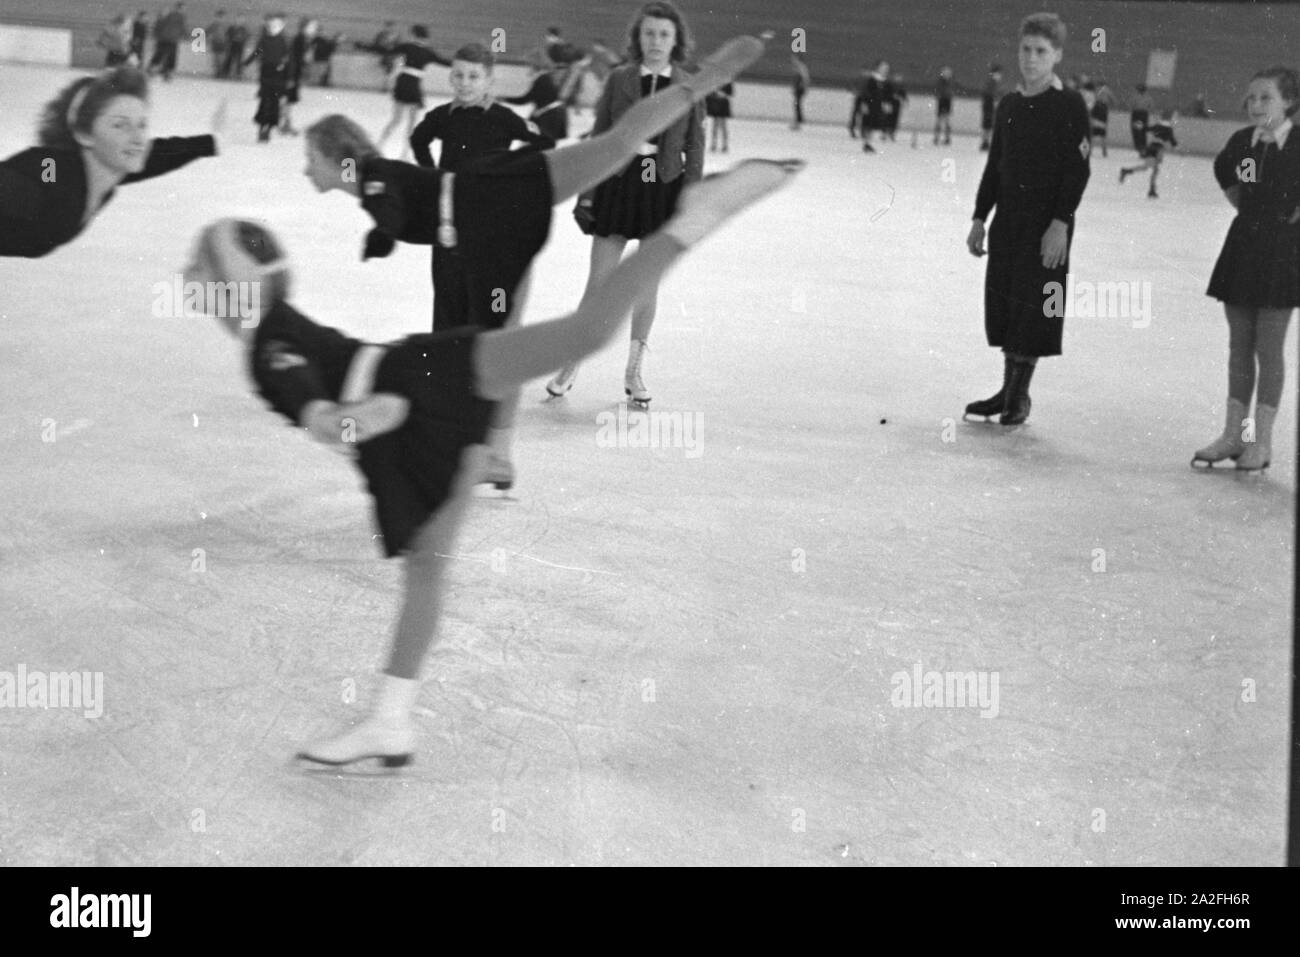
[{"x1": 358, "y1": 328, "x2": 497, "y2": 556}]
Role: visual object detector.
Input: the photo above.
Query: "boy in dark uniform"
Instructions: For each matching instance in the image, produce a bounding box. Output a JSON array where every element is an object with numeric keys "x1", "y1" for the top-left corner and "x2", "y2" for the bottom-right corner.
[
  {"x1": 410, "y1": 44, "x2": 554, "y2": 174},
  {"x1": 964, "y1": 12, "x2": 1091, "y2": 426},
  {"x1": 979, "y1": 64, "x2": 1003, "y2": 150},
  {"x1": 408, "y1": 42, "x2": 554, "y2": 391}
]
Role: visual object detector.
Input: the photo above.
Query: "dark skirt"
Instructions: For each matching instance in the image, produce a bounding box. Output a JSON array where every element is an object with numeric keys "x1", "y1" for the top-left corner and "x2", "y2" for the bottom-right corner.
[
  {"x1": 358, "y1": 328, "x2": 497, "y2": 557},
  {"x1": 440, "y1": 149, "x2": 555, "y2": 330},
  {"x1": 254, "y1": 93, "x2": 281, "y2": 126},
  {"x1": 591, "y1": 158, "x2": 684, "y2": 240},
  {"x1": 393, "y1": 73, "x2": 424, "y2": 106},
  {"x1": 984, "y1": 198, "x2": 1073, "y2": 357},
  {"x1": 705, "y1": 93, "x2": 731, "y2": 118},
  {"x1": 1207, "y1": 216, "x2": 1300, "y2": 308},
  {"x1": 937, "y1": 95, "x2": 953, "y2": 116}
]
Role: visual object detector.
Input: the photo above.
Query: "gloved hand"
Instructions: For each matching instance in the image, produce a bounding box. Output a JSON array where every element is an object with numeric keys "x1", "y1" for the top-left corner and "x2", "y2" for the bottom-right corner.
[
  {"x1": 573, "y1": 199, "x2": 596, "y2": 235},
  {"x1": 363, "y1": 228, "x2": 396, "y2": 260}
]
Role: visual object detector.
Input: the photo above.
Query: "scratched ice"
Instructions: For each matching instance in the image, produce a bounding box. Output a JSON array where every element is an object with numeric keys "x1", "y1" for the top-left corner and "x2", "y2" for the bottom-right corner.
[{"x1": 0, "y1": 62, "x2": 1290, "y2": 865}]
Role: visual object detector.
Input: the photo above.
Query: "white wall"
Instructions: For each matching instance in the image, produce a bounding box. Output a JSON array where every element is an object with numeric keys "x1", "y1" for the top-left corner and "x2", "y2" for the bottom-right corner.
[{"x1": 0, "y1": 24, "x2": 70, "y2": 66}]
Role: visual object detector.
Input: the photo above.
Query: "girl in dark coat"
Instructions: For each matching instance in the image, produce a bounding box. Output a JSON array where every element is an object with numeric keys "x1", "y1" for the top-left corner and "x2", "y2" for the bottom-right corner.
[{"x1": 1193, "y1": 67, "x2": 1300, "y2": 473}]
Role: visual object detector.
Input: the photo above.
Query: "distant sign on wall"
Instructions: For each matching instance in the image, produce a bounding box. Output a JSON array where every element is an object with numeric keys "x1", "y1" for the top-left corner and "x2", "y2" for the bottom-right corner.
[
  {"x1": 0, "y1": 24, "x2": 70, "y2": 65},
  {"x1": 1145, "y1": 49, "x2": 1176, "y2": 90}
]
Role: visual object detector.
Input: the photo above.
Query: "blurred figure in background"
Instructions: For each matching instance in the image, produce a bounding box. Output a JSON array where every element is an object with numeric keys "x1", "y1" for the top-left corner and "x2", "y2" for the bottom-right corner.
[
  {"x1": 206, "y1": 9, "x2": 228, "y2": 78},
  {"x1": 96, "y1": 14, "x2": 134, "y2": 67},
  {"x1": 1091, "y1": 78, "x2": 1114, "y2": 155},
  {"x1": 885, "y1": 71, "x2": 907, "y2": 142},
  {"x1": 861, "y1": 60, "x2": 888, "y2": 152},
  {"x1": 130, "y1": 11, "x2": 149, "y2": 64},
  {"x1": 313, "y1": 28, "x2": 341, "y2": 87},
  {"x1": 223, "y1": 15, "x2": 249, "y2": 79},
  {"x1": 979, "y1": 62, "x2": 1002, "y2": 150},
  {"x1": 148, "y1": 2, "x2": 186, "y2": 82},
  {"x1": 1130, "y1": 81, "x2": 1155, "y2": 153},
  {"x1": 791, "y1": 51, "x2": 810, "y2": 130},
  {"x1": 933, "y1": 66, "x2": 953, "y2": 144}
]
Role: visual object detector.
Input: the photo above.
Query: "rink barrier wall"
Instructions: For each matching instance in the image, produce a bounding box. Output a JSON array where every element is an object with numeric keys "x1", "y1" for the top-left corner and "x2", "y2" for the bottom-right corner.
[
  {"x1": 0, "y1": 23, "x2": 1249, "y2": 159},
  {"x1": 1, "y1": 0, "x2": 1295, "y2": 117},
  {"x1": 0, "y1": 23, "x2": 69, "y2": 66}
]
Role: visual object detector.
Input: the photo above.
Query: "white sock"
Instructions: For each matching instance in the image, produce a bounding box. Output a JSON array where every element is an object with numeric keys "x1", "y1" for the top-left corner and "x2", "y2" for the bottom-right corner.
[{"x1": 374, "y1": 674, "x2": 420, "y2": 725}]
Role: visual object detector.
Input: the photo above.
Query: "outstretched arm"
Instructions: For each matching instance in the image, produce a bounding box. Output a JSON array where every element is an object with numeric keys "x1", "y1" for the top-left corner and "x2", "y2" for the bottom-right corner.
[
  {"x1": 122, "y1": 134, "x2": 218, "y2": 184},
  {"x1": 0, "y1": 159, "x2": 48, "y2": 257}
]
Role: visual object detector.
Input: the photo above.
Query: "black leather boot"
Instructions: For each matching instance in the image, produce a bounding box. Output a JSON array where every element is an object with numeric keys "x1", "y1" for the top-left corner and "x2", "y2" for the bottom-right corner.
[
  {"x1": 999, "y1": 359, "x2": 1036, "y2": 425},
  {"x1": 964, "y1": 354, "x2": 1014, "y2": 420}
]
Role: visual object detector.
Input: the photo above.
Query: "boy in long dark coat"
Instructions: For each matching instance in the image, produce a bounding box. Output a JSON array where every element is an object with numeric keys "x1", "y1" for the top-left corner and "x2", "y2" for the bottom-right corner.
[{"x1": 964, "y1": 12, "x2": 1091, "y2": 426}]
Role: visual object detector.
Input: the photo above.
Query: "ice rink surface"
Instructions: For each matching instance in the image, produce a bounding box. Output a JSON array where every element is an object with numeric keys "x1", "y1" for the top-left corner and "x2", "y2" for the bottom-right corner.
[{"x1": 0, "y1": 63, "x2": 1293, "y2": 866}]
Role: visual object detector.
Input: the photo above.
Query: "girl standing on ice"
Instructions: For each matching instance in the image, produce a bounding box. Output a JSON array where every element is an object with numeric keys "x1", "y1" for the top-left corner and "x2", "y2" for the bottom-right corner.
[
  {"x1": 963, "y1": 13, "x2": 1091, "y2": 426},
  {"x1": 375, "y1": 25, "x2": 450, "y2": 161},
  {"x1": 545, "y1": 1, "x2": 706, "y2": 407},
  {"x1": 184, "y1": 156, "x2": 796, "y2": 770},
  {"x1": 1193, "y1": 66, "x2": 1300, "y2": 474},
  {"x1": 0, "y1": 67, "x2": 221, "y2": 258}
]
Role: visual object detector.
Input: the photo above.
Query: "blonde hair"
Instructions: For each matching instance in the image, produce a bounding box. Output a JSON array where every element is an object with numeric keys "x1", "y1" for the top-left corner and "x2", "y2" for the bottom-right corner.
[{"x1": 305, "y1": 114, "x2": 379, "y2": 167}]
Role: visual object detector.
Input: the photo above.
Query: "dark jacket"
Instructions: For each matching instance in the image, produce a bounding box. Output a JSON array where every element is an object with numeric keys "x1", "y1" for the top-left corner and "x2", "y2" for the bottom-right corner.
[{"x1": 588, "y1": 63, "x2": 703, "y2": 188}]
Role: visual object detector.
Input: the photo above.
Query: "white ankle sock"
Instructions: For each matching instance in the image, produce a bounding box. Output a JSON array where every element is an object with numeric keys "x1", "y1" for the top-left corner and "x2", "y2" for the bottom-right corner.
[{"x1": 374, "y1": 674, "x2": 420, "y2": 725}]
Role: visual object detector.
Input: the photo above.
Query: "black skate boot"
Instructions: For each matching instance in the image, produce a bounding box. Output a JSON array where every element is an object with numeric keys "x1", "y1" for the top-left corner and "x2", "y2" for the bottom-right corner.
[
  {"x1": 963, "y1": 354, "x2": 1013, "y2": 421},
  {"x1": 999, "y1": 358, "x2": 1035, "y2": 426}
]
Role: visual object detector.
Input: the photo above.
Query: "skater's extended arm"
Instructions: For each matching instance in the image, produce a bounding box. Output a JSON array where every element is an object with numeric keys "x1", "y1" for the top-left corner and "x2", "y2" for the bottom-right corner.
[{"x1": 122, "y1": 134, "x2": 218, "y2": 184}]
